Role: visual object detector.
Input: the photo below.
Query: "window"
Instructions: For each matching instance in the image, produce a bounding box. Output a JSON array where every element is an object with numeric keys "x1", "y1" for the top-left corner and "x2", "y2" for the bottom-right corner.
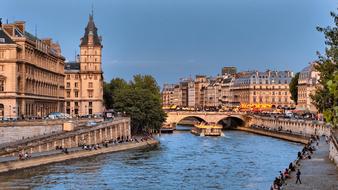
[
  {"x1": 66, "y1": 75, "x2": 70, "y2": 80},
  {"x1": 89, "y1": 101, "x2": 92, "y2": 107},
  {"x1": 75, "y1": 75, "x2": 79, "y2": 80},
  {"x1": 0, "y1": 51, "x2": 4, "y2": 58},
  {"x1": 75, "y1": 102, "x2": 78, "y2": 107},
  {"x1": 0, "y1": 38, "x2": 5, "y2": 43},
  {"x1": 75, "y1": 82, "x2": 78, "y2": 88},
  {"x1": 66, "y1": 82, "x2": 70, "y2": 88},
  {"x1": 75, "y1": 91, "x2": 78, "y2": 98},
  {"x1": 66, "y1": 91, "x2": 70, "y2": 98},
  {"x1": 88, "y1": 82, "x2": 93, "y2": 88},
  {"x1": 0, "y1": 80, "x2": 4, "y2": 91},
  {"x1": 88, "y1": 90, "x2": 93, "y2": 98},
  {"x1": 66, "y1": 102, "x2": 70, "y2": 107}
]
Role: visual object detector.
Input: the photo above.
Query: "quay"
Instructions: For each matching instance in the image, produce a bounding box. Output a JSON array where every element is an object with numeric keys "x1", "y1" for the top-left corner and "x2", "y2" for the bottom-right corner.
[
  {"x1": 0, "y1": 139, "x2": 158, "y2": 173},
  {"x1": 0, "y1": 117, "x2": 159, "y2": 174},
  {"x1": 236, "y1": 126, "x2": 309, "y2": 144},
  {"x1": 283, "y1": 137, "x2": 338, "y2": 190}
]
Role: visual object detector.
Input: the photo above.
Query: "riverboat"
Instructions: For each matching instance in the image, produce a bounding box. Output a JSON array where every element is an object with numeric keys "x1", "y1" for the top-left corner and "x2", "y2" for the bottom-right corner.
[{"x1": 191, "y1": 123, "x2": 224, "y2": 136}]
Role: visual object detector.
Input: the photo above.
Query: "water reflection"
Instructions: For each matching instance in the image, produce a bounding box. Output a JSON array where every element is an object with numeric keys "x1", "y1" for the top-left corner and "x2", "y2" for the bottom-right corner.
[{"x1": 0, "y1": 128, "x2": 302, "y2": 190}]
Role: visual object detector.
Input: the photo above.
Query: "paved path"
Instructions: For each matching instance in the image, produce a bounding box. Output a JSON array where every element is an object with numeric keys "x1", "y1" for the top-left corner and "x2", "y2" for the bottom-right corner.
[{"x1": 284, "y1": 137, "x2": 338, "y2": 190}]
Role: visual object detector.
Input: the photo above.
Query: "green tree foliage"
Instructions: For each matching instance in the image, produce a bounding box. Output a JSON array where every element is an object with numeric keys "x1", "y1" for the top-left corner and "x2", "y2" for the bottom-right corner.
[
  {"x1": 289, "y1": 72, "x2": 300, "y2": 104},
  {"x1": 103, "y1": 75, "x2": 167, "y2": 134},
  {"x1": 311, "y1": 10, "x2": 338, "y2": 127}
]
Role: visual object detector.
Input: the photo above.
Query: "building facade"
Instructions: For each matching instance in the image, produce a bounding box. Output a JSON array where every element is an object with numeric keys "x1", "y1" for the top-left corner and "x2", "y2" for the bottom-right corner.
[
  {"x1": 297, "y1": 63, "x2": 319, "y2": 112},
  {"x1": 64, "y1": 14, "x2": 104, "y2": 116},
  {"x1": 161, "y1": 83, "x2": 176, "y2": 108},
  {"x1": 231, "y1": 70, "x2": 294, "y2": 109},
  {"x1": 0, "y1": 21, "x2": 65, "y2": 119}
]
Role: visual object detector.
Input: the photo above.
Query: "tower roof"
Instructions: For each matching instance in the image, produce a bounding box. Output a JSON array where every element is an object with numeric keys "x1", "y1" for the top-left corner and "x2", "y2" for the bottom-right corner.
[{"x1": 80, "y1": 14, "x2": 101, "y2": 47}]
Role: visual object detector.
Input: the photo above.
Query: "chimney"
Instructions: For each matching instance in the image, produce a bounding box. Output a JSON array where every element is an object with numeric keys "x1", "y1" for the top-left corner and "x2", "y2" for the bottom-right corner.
[{"x1": 14, "y1": 21, "x2": 25, "y2": 33}]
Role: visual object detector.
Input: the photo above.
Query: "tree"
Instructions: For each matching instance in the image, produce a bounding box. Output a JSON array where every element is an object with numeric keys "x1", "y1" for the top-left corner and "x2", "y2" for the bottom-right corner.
[
  {"x1": 289, "y1": 72, "x2": 300, "y2": 104},
  {"x1": 103, "y1": 75, "x2": 167, "y2": 134},
  {"x1": 311, "y1": 10, "x2": 338, "y2": 127},
  {"x1": 103, "y1": 78, "x2": 129, "y2": 109}
]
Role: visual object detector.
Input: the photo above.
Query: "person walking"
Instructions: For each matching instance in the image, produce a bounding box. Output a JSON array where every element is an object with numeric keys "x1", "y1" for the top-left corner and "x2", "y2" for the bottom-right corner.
[{"x1": 296, "y1": 169, "x2": 302, "y2": 184}]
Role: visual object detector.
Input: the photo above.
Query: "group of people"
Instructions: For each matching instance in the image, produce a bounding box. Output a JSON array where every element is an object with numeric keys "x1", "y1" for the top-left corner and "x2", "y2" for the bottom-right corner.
[
  {"x1": 271, "y1": 135, "x2": 321, "y2": 189},
  {"x1": 79, "y1": 135, "x2": 153, "y2": 151},
  {"x1": 56, "y1": 146, "x2": 69, "y2": 154},
  {"x1": 18, "y1": 152, "x2": 31, "y2": 160}
]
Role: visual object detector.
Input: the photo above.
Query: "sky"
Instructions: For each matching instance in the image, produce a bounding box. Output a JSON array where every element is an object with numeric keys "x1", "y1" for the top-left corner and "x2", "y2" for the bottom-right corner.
[{"x1": 1, "y1": 0, "x2": 337, "y2": 86}]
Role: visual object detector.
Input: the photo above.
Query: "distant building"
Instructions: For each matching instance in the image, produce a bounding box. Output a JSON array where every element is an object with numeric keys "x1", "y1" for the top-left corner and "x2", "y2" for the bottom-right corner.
[
  {"x1": 202, "y1": 77, "x2": 222, "y2": 108},
  {"x1": 297, "y1": 63, "x2": 320, "y2": 112},
  {"x1": 221, "y1": 66, "x2": 237, "y2": 76},
  {"x1": 230, "y1": 70, "x2": 294, "y2": 109},
  {"x1": 64, "y1": 14, "x2": 103, "y2": 116},
  {"x1": 0, "y1": 21, "x2": 65, "y2": 118},
  {"x1": 161, "y1": 83, "x2": 176, "y2": 108},
  {"x1": 188, "y1": 81, "x2": 195, "y2": 108},
  {"x1": 194, "y1": 75, "x2": 208, "y2": 109}
]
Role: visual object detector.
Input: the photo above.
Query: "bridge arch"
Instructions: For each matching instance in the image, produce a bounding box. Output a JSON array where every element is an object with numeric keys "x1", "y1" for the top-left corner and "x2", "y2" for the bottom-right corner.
[
  {"x1": 217, "y1": 116, "x2": 245, "y2": 129},
  {"x1": 177, "y1": 116, "x2": 207, "y2": 126}
]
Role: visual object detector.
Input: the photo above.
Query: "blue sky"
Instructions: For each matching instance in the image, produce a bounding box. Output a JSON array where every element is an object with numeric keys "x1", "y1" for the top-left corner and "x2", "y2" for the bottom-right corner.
[{"x1": 1, "y1": 0, "x2": 337, "y2": 86}]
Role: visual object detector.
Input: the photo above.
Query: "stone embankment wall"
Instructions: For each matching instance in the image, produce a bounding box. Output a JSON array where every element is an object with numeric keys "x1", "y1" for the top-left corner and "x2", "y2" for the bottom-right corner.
[
  {"x1": 248, "y1": 116, "x2": 330, "y2": 137},
  {"x1": 236, "y1": 127, "x2": 309, "y2": 144},
  {"x1": 0, "y1": 118, "x2": 103, "y2": 144},
  {"x1": 329, "y1": 131, "x2": 338, "y2": 167},
  {"x1": 0, "y1": 139, "x2": 158, "y2": 173},
  {"x1": 0, "y1": 118, "x2": 130, "y2": 157}
]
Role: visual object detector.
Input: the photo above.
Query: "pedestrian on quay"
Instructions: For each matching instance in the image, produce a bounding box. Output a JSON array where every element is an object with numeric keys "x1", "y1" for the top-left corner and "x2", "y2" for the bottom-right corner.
[{"x1": 296, "y1": 169, "x2": 302, "y2": 184}]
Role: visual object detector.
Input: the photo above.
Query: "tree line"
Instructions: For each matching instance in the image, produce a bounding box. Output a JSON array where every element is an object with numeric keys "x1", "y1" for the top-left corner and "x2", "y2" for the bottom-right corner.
[{"x1": 103, "y1": 75, "x2": 167, "y2": 134}]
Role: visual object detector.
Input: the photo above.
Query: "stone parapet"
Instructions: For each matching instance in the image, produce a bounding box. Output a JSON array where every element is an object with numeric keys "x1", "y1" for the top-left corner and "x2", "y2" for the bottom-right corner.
[
  {"x1": 0, "y1": 117, "x2": 131, "y2": 157},
  {"x1": 249, "y1": 115, "x2": 330, "y2": 137},
  {"x1": 0, "y1": 139, "x2": 158, "y2": 173},
  {"x1": 236, "y1": 127, "x2": 309, "y2": 144},
  {"x1": 329, "y1": 130, "x2": 338, "y2": 167},
  {"x1": 0, "y1": 118, "x2": 103, "y2": 144}
]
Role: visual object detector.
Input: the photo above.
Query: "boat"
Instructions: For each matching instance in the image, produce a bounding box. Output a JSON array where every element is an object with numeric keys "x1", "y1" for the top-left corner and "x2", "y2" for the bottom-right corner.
[{"x1": 191, "y1": 123, "x2": 224, "y2": 136}]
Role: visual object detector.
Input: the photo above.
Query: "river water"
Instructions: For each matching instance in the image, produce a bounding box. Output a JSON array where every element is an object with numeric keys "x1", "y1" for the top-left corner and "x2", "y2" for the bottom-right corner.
[{"x1": 0, "y1": 126, "x2": 302, "y2": 190}]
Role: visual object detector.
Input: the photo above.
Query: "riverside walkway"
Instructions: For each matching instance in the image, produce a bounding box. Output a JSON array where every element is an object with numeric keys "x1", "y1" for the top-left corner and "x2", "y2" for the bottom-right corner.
[{"x1": 284, "y1": 137, "x2": 338, "y2": 190}]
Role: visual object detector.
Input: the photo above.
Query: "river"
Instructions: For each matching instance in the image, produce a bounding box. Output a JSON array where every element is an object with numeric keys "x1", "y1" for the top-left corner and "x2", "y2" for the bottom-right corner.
[{"x1": 0, "y1": 126, "x2": 302, "y2": 190}]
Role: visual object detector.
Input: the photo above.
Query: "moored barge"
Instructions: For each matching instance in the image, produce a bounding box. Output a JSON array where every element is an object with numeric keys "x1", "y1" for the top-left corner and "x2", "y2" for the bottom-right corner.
[{"x1": 191, "y1": 123, "x2": 224, "y2": 136}]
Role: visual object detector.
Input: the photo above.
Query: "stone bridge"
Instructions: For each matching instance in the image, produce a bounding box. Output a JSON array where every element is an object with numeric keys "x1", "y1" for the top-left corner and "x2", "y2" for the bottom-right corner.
[{"x1": 165, "y1": 111, "x2": 250, "y2": 128}]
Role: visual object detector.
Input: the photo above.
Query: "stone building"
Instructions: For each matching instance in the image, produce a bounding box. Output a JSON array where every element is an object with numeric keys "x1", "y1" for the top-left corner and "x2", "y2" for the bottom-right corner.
[
  {"x1": 64, "y1": 14, "x2": 103, "y2": 116},
  {"x1": 221, "y1": 66, "x2": 237, "y2": 76},
  {"x1": 188, "y1": 81, "x2": 195, "y2": 108},
  {"x1": 0, "y1": 21, "x2": 65, "y2": 119},
  {"x1": 194, "y1": 75, "x2": 208, "y2": 109},
  {"x1": 202, "y1": 77, "x2": 222, "y2": 108},
  {"x1": 230, "y1": 70, "x2": 294, "y2": 109},
  {"x1": 297, "y1": 63, "x2": 319, "y2": 112},
  {"x1": 161, "y1": 83, "x2": 176, "y2": 108}
]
